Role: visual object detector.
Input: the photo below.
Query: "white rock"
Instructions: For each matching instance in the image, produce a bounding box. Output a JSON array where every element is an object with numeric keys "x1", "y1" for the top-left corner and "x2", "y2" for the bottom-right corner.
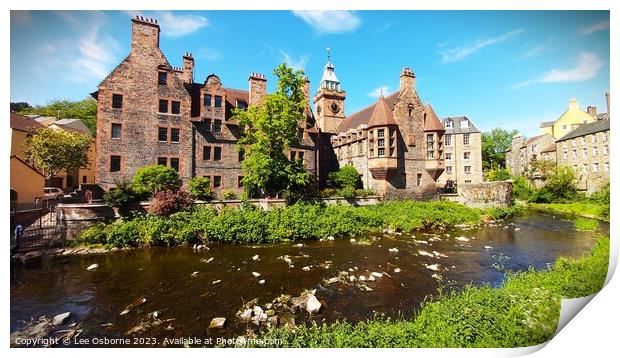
[
  {"x1": 52, "y1": 312, "x2": 71, "y2": 326},
  {"x1": 86, "y1": 263, "x2": 99, "y2": 271},
  {"x1": 209, "y1": 317, "x2": 226, "y2": 329},
  {"x1": 239, "y1": 309, "x2": 252, "y2": 321},
  {"x1": 252, "y1": 255, "x2": 259, "y2": 261},
  {"x1": 284, "y1": 257, "x2": 292, "y2": 264},
  {"x1": 294, "y1": 243, "x2": 303, "y2": 247},
  {"x1": 305, "y1": 295, "x2": 322, "y2": 314},
  {"x1": 258, "y1": 279, "x2": 266, "y2": 285},
  {"x1": 191, "y1": 271, "x2": 199, "y2": 277},
  {"x1": 393, "y1": 268, "x2": 401, "y2": 273},
  {"x1": 431, "y1": 273, "x2": 442, "y2": 280},
  {"x1": 414, "y1": 240, "x2": 429, "y2": 245},
  {"x1": 371, "y1": 272, "x2": 383, "y2": 278},
  {"x1": 359, "y1": 275, "x2": 366, "y2": 281},
  {"x1": 367, "y1": 275, "x2": 375, "y2": 281},
  {"x1": 252, "y1": 272, "x2": 261, "y2": 277},
  {"x1": 388, "y1": 248, "x2": 399, "y2": 253},
  {"x1": 515, "y1": 228, "x2": 521, "y2": 231},
  {"x1": 484, "y1": 245, "x2": 493, "y2": 249},
  {"x1": 258, "y1": 313, "x2": 268, "y2": 322},
  {"x1": 327, "y1": 277, "x2": 339, "y2": 284},
  {"x1": 350, "y1": 239, "x2": 357, "y2": 243},
  {"x1": 349, "y1": 275, "x2": 357, "y2": 282},
  {"x1": 425, "y1": 264, "x2": 440, "y2": 271},
  {"x1": 455, "y1": 236, "x2": 470, "y2": 242},
  {"x1": 418, "y1": 250, "x2": 434, "y2": 257},
  {"x1": 348, "y1": 268, "x2": 354, "y2": 272},
  {"x1": 212, "y1": 279, "x2": 221, "y2": 284},
  {"x1": 433, "y1": 251, "x2": 447, "y2": 258},
  {"x1": 201, "y1": 257, "x2": 214, "y2": 264},
  {"x1": 302, "y1": 266, "x2": 311, "y2": 271},
  {"x1": 327, "y1": 236, "x2": 335, "y2": 241}
]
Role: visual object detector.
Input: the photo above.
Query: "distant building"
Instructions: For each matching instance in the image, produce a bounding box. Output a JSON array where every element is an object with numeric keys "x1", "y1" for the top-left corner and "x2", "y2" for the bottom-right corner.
[
  {"x1": 539, "y1": 98, "x2": 599, "y2": 139},
  {"x1": 506, "y1": 134, "x2": 555, "y2": 177},
  {"x1": 437, "y1": 116, "x2": 483, "y2": 188},
  {"x1": 10, "y1": 112, "x2": 45, "y2": 204}
]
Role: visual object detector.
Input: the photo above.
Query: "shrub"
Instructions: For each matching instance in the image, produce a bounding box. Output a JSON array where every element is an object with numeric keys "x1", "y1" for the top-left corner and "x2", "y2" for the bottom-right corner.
[
  {"x1": 337, "y1": 186, "x2": 357, "y2": 199},
  {"x1": 327, "y1": 165, "x2": 362, "y2": 189},
  {"x1": 355, "y1": 189, "x2": 376, "y2": 197},
  {"x1": 320, "y1": 188, "x2": 337, "y2": 198},
  {"x1": 511, "y1": 176, "x2": 533, "y2": 201},
  {"x1": 148, "y1": 190, "x2": 193, "y2": 216},
  {"x1": 538, "y1": 166, "x2": 578, "y2": 203},
  {"x1": 188, "y1": 176, "x2": 214, "y2": 201},
  {"x1": 485, "y1": 168, "x2": 511, "y2": 182},
  {"x1": 222, "y1": 190, "x2": 238, "y2": 200},
  {"x1": 132, "y1": 165, "x2": 182, "y2": 197}
]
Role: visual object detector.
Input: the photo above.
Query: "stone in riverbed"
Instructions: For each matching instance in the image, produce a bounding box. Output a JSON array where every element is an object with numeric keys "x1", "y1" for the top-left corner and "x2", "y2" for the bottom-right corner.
[
  {"x1": 239, "y1": 308, "x2": 252, "y2": 321},
  {"x1": 484, "y1": 245, "x2": 493, "y2": 249},
  {"x1": 371, "y1": 272, "x2": 383, "y2": 278},
  {"x1": 267, "y1": 316, "x2": 278, "y2": 326},
  {"x1": 350, "y1": 238, "x2": 356, "y2": 243},
  {"x1": 349, "y1": 275, "x2": 357, "y2": 282},
  {"x1": 302, "y1": 266, "x2": 311, "y2": 271},
  {"x1": 393, "y1": 268, "x2": 401, "y2": 273},
  {"x1": 258, "y1": 279, "x2": 266, "y2": 285},
  {"x1": 52, "y1": 312, "x2": 71, "y2": 326},
  {"x1": 327, "y1": 236, "x2": 335, "y2": 241},
  {"x1": 358, "y1": 275, "x2": 366, "y2": 281},
  {"x1": 86, "y1": 263, "x2": 99, "y2": 271},
  {"x1": 265, "y1": 309, "x2": 275, "y2": 317},
  {"x1": 252, "y1": 255, "x2": 259, "y2": 261},
  {"x1": 253, "y1": 306, "x2": 263, "y2": 316},
  {"x1": 191, "y1": 271, "x2": 199, "y2": 277},
  {"x1": 305, "y1": 295, "x2": 321, "y2": 314},
  {"x1": 425, "y1": 264, "x2": 440, "y2": 271},
  {"x1": 388, "y1": 248, "x2": 399, "y2": 253},
  {"x1": 367, "y1": 275, "x2": 375, "y2": 281},
  {"x1": 209, "y1": 317, "x2": 226, "y2": 329},
  {"x1": 326, "y1": 277, "x2": 339, "y2": 284},
  {"x1": 212, "y1": 280, "x2": 221, "y2": 284},
  {"x1": 252, "y1": 272, "x2": 261, "y2": 277}
]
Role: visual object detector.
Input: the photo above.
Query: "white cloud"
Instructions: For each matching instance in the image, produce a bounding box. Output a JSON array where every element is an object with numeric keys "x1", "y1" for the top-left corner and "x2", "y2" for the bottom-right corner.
[
  {"x1": 519, "y1": 42, "x2": 549, "y2": 61},
  {"x1": 579, "y1": 20, "x2": 610, "y2": 35},
  {"x1": 280, "y1": 50, "x2": 308, "y2": 70},
  {"x1": 439, "y1": 29, "x2": 523, "y2": 63},
  {"x1": 510, "y1": 51, "x2": 603, "y2": 90},
  {"x1": 292, "y1": 10, "x2": 360, "y2": 34},
  {"x1": 124, "y1": 10, "x2": 208, "y2": 37},
  {"x1": 368, "y1": 86, "x2": 389, "y2": 98}
]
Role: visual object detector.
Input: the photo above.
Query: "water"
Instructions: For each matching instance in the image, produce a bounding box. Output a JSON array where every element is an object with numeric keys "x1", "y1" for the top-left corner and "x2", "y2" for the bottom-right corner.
[{"x1": 10, "y1": 211, "x2": 608, "y2": 346}]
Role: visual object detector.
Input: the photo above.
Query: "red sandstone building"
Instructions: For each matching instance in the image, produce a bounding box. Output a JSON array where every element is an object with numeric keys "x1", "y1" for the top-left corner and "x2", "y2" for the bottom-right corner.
[{"x1": 93, "y1": 16, "x2": 481, "y2": 199}]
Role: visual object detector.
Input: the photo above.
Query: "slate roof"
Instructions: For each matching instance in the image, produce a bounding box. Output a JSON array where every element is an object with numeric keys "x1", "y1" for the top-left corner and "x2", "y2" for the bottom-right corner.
[
  {"x1": 557, "y1": 118, "x2": 610, "y2": 142},
  {"x1": 10, "y1": 112, "x2": 44, "y2": 132},
  {"x1": 441, "y1": 116, "x2": 480, "y2": 134}
]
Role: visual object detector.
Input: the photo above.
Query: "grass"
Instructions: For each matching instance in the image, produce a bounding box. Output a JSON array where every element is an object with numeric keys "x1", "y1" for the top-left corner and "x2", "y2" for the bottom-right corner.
[
  {"x1": 573, "y1": 217, "x2": 600, "y2": 231},
  {"x1": 529, "y1": 202, "x2": 609, "y2": 221},
  {"x1": 242, "y1": 236, "x2": 609, "y2": 348},
  {"x1": 77, "y1": 201, "x2": 521, "y2": 248}
]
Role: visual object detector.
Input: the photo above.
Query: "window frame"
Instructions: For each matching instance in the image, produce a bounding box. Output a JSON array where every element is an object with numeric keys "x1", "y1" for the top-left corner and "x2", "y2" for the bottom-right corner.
[
  {"x1": 158, "y1": 71, "x2": 168, "y2": 85},
  {"x1": 159, "y1": 99, "x2": 169, "y2": 113},
  {"x1": 170, "y1": 128, "x2": 180, "y2": 143},
  {"x1": 112, "y1": 94, "x2": 123, "y2": 109},
  {"x1": 111, "y1": 123, "x2": 122, "y2": 139},
  {"x1": 110, "y1": 155, "x2": 121, "y2": 172},
  {"x1": 158, "y1": 127, "x2": 168, "y2": 142}
]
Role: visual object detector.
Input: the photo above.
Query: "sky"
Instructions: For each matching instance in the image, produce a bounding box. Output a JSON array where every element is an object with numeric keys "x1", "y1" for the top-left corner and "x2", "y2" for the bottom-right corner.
[{"x1": 10, "y1": 10, "x2": 610, "y2": 136}]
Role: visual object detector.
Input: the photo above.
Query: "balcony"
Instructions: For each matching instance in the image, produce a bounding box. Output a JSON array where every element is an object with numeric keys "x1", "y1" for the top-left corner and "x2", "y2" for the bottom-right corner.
[{"x1": 369, "y1": 156, "x2": 398, "y2": 180}]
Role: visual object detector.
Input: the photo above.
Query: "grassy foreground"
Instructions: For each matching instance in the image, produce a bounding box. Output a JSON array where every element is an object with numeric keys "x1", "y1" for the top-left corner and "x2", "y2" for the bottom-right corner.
[
  {"x1": 243, "y1": 236, "x2": 609, "y2": 348},
  {"x1": 529, "y1": 202, "x2": 609, "y2": 221},
  {"x1": 77, "y1": 201, "x2": 521, "y2": 247}
]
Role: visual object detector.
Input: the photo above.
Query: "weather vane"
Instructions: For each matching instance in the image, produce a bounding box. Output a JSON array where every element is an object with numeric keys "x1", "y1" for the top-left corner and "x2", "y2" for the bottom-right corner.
[{"x1": 326, "y1": 47, "x2": 331, "y2": 61}]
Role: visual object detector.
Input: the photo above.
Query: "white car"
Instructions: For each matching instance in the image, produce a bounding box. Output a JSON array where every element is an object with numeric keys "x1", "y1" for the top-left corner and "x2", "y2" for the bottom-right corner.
[{"x1": 43, "y1": 187, "x2": 64, "y2": 201}]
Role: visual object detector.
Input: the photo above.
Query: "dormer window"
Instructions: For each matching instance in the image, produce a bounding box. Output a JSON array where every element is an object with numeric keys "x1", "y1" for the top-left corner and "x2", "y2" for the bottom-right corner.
[
  {"x1": 445, "y1": 120, "x2": 453, "y2": 129},
  {"x1": 460, "y1": 119, "x2": 469, "y2": 128},
  {"x1": 158, "y1": 71, "x2": 168, "y2": 85}
]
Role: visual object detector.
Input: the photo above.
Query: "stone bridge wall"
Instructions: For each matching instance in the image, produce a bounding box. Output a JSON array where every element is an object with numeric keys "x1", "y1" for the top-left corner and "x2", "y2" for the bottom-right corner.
[{"x1": 458, "y1": 180, "x2": 513, "y2": 208}]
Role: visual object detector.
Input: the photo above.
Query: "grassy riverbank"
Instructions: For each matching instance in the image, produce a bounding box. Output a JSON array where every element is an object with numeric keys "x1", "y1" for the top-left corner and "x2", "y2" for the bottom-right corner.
[
  {"x1": 243, "y1": 235, "x2": 609, "y2": 348},
  {"x1": 77, "y1": 201, "x2": 521, "y2": 247},
  {"x1": 529, "y1": 202, "x2": 609, "y2": 221}
]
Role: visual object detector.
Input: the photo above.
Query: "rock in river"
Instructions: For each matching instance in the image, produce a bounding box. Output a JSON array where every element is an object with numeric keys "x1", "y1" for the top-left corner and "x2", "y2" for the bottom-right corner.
[
  {"x1": 86, "y1": 263, "x2": 99, "y2": 271},
  {"x1": 52, "y1": 312, "x2": 71, "y2": 326},
  {"x1": 305, "y1": 295, "x2": 322, "y2": 314},
  {"x1": 252, "y1": 255, "x2": 259, "y2": 261},
  {"x1": 209, "y1": 317, "x2": 226, "y2": 329},
  {"x1": 252, "y1": 272, "x2": 261, "y2": 277}
]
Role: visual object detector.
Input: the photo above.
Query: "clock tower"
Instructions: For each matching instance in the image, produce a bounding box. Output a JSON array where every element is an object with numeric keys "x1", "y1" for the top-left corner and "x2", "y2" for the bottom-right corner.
[{"x1": 314, "y1": 48, "x2": 346, "y2": 133}]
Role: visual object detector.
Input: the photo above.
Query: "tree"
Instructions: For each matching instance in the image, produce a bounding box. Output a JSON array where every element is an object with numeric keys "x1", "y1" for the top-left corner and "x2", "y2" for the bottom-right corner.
[
  {"x1": 24, "y1": 127, "x2": 91, "y2": 181},
  {"x1": 10, "y1": 102, "x2": 32, "y2": 112},
  {"x1": 19, "y1": 97, "x2": 98, "y2": 133},
  {"x1": 481, "y1": 128, "x2": 518, "y2": 170},
  {"x1": 528, "y1": 159, "x2": 556, "y2": 180},
  {"x1": 132, "y1": 165, "x2": 182, "y2": 198},
  {"x1": 234, "y1": 64, "x2": 310, "y2": 198},
  {"x1": 328, "y1": 165, "x2": 362, "y2": 189},
  {"x1": 187, "y1": 176, "x2": 214, "y2": 201}
]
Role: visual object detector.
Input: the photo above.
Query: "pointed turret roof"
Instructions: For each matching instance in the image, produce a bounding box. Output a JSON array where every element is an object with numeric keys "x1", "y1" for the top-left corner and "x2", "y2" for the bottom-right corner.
[
  {"x1": 318, "y1": 48, "x2": 342, "y2": 92},
  {"x1": 423, "y1": 102, "x2": 444, "y2": 131},
  {"x1": 368, "y1": 94, "x2": 397, "y2": 128}
]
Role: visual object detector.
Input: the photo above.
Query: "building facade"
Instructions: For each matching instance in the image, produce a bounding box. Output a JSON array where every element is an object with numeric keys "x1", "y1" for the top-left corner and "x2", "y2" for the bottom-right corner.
[
  {"x1": 437, "y1": 116, "x2": 483, "y2": 188},
  {"x1": 539, "y1": 98, "x2": 598, "y2": 139},
  {"x1": 10, "y1": 113, "x2": 45, "y2": 204},
  {"x1": 505, "y1": 133, "x2": 556, "y2": 177}
]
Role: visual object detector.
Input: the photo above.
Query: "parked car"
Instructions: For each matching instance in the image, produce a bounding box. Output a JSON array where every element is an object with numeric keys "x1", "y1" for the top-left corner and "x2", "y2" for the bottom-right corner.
[{"x1": 43, "y1": 187, "x2": 64, "y2": 201}]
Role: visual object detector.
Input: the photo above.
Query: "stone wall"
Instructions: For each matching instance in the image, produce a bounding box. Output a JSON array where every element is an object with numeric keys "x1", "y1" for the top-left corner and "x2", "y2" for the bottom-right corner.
[{"x1": 458, "y1": 180, "x2": 513, "y2": 208}]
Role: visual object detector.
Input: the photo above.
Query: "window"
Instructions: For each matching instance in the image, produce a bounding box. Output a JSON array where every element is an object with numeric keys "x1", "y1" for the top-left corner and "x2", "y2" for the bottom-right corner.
[
  {"x1": 170, "y1": 158, "x2": 179, "y2": 172},
  {"x1": 463, "y1": 133, "x2": 470, "y2": 145},
  {"x1": 445, "y1": 120, "x2": 453, "y2": 129},
  {"x1": 593, "y1": 146, "x2": 598, "y2": 156},
  {"x1": 369, "y1": 139, "x2": 374, "y2": 157},
  {"x1": 238, "y1": 176, "x2": 244, "y2": 188},
  {"x1": 572, "y1": 150, "x2": 577, "y2": 159},
  {"x1": 582, "y1": 148, "x2": 587, "y2": 158},
  {"x1": 204, "y1": 118, "x2": 212, "y2": 132},
  {"x1": 213, "y1": 175, "x2": 222, "y2": 188},
  {"x1": 592, "y1": 134, "x2": 597, "y2": 143},
  {"x1": 214, "y1": 95, "x2": 222, "y2": 108},
  {"x1": 236, "y1": 101, "x2": 248, "y2": 110},
  {"x1": 604, "y1": 133, "x2": 608, "y2": 142},
  {"x1": 238, "y1": 148, "x2": 245, "y2": 162},
  {"x1": 445, "y1": 134, "x2": 451, "y2": 146},
  {"x1": 445, "y1": 152, "x2": 452, "y2": 160},
  {"x1": 592, "y1": 163, "x2": 599, "y2": 173},
  {"x1": 214, "y1": 147, "x2": 222, "y2": 161},
  {"x1": 158, "y1": 157, "x2": 167, "y2": 166},
  {"x1": 464, "y1": 165, "x2": 471, "y2": 174},
  {"x1": 416, "y1": 173, "x2": 422, "y2": 186},
  {"x1": 604, "y1": 162, "x2": 609, "y2": 172},
  {"x1": 378, "y1": 148, "x2": 385, "y2": 157},
  {"x1": 463, "y1": 152, "x2": 471, "y2": 160},
  {"x1": 426, "y1": 134, "x2": 434, "y2": 142},
  {"x1": 563, "y1": 142, "x2": 567, "y2": 149},
  {"x1": 427, "y1": 150, "x2": 434, "y2": 159},
  {"x1": 171, "y1": 101, "x2": 181, "y2": 114},
  {"x1": 357, "y1": 141, "x2": 363, "y2": 155},
  {"x1": 111, "y1": 123, "x2": 122, "y2": 139},
  {"x1": 158, "y1": 71, "x2": 167, "y2": 85},
  {"x1": 604, "y1": 145, "x2": 608, "y2": 155},
  {"x1": 213, "y1": 119, "x2": 222, "y2": 133},
  {"x1": 299, "y1": 151, "x2": 305, "y2": 163},
  {"x1": 378, "y1": 129, "x2": 385, "y2": 138},
  {"x1": 110, "y1": 156, "x2": 121, "y2": 172},
  {"x1": 203, "y1": 146, "x2": 211, "y2": 160},
  {"x1": 581, "y1": 137, "x2": 586, "y2": 145},
  {"x1": 563, "y1": 150, "x2": 568, "y2": 159},
  {"x1": 572, "y1": 139, "x2": 576, "y2": 147},
  {"x1": 446, "y1": 166, "x2": 453, "y2": 174},
  {"x1": 582, "y1": 164, "x2": 587, "y2": 173},
  {"x1": 460, "y1": 119, "x2": 469, "y2": 128},
  {"x1": 82, "y1": 175, "x2": 87, "y2": 184},
  {"x1": 290, "y1": 151, "x2": 297, "y2": 161},
  {"x1": 159, "y1": 99, "x2": 168, "y2": 113},
  {"x1": 112, "y1": 94, "x2": 123, "y2": 109},
  {"x1": 170, "y1": 128, "x2": 180, "y2": 143},
  {"x1": 562, "y1": 124, "x2": 567, "y2": 130},
  {"x1": 158, "y1": 127, "x2": 168, "y2": 142},
  {"x1": 204, "y1": 94, "x2": 212, "y2": 107},
  {"x1": 465, "y1": 180, "x2": 472, "y2": 184}
]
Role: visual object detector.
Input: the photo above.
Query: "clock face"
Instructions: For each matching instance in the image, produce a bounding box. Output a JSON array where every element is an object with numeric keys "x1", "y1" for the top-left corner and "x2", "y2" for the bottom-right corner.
[{"x1": 330, "y1": 102, "x2": 340, "y2": 113}]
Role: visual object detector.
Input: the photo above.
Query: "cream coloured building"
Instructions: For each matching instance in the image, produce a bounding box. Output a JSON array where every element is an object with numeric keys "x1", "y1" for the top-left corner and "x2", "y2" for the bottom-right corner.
[
  {"x1": 437, "y1": 116, "x2": 483, "y2": 188},
  {"x1": 539, "y1": 98, "x2": 598, "y2": 139}
]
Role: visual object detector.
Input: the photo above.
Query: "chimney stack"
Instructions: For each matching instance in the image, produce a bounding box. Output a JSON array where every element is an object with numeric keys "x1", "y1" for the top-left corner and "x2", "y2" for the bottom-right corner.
[
  {"x1": 248, "y1": 73, "x2": 267, "y2": 106},
  {"x1": 587, "y1": 105, "x2": 597, "y2": 119},
  {"x1": 399, "y1": 67, "x2": 416, "y2": 93},
  {"x1": 605, "y1": 92, "x2": 610, "y2": 116},
  {"x1": 182, "y1": 52, "x2": 194, "y2": 84},
  {"x1": 131, "y1": 15, "x2": 160, "y2": 53}
]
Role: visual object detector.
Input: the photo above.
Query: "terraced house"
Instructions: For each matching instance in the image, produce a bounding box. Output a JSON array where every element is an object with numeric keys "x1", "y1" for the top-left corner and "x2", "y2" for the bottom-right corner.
[{"x1": 93, "y1": 15, "x2": 483, "y2": 199}]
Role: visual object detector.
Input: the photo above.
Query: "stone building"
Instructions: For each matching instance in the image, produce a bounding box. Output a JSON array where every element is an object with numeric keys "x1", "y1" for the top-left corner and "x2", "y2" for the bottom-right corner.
[
  {"x1": 437, "y1": 116, "x2": 483, "y2": 188},
  {"x1": 555, "y1": 116, "x2": 610, "y2": 193},
  {"x1": 505, "y1": 133, "x2": 556, "y2": 177},
  {"x1": 539, "y1": 98, "x2": 598, "y2": 139},
  {"x1": 93, "y1": 16, "x2": 318, "y2": 196},
  {"x1": 329, "y1": 67, "x2": 448, "y2": 200}
]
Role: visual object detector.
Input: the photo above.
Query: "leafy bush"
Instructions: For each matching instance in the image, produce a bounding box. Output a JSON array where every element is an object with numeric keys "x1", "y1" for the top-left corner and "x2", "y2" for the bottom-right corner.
[
  {"x1": 132, "y1": 165, "x2": 182, "y2": 197},
  {"x1": 222, "y1": 190, "x2": 238, "y2": 200},
  {"x1": 103, "y1": 179, "x2": 138, "y2": 217},
  {"x1": 148, "y1": 190, "x2": 193, "y2": 216},
  {"x1": 532, "y1": 166, "x2": 578, "y2": 203},
  {"x1": 511, "y1": 176, "x2": 534, "y2": 201},
  {"x1": 187, "y1": 176, "x2": 214, "y2": 201},
  {"x1": 328, "y1": 165, "x2": 362, "y2": 189},
  {"x1": 355, "y1": 189, "x2": 376, "y2": 197},
  {"x1": 485, "y1": 168, "x2": 511, "y2": 182},
  {"x1": 319, "y1": 188, "x2": 338, "y2": 198},
  {"x1": 337, "y1": 186, "x2": 356, "y2": 199}
]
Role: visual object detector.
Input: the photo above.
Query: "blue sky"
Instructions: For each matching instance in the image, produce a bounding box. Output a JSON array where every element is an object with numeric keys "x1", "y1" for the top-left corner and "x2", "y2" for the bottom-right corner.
[{"x1": 10, "y1": 10, "x2": 609, "y2": 136}]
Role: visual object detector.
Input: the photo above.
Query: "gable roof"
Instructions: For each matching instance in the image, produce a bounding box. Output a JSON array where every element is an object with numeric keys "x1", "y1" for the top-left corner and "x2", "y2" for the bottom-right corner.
[
  {"x1": 557, "y1": 118, "x2": 610, "y2": 142},
  {"x1": 338, "y1": 92, "x2": 399, "y2": 133},
  {"x1": 423, "y1": 103, "x2": 444, "y2": 131},
  {"x1": 442, "y1": 116, "x2": 480, "y2": 134},
  {"x1": 367, "y1": 95, "x2": 398, "y2": 128},
  {"x1": 10, "y1": 112, "x2": 44, "y2": 132},
  {"x1": 54, "y1": 118, "x2": 92, "y2": 135}
]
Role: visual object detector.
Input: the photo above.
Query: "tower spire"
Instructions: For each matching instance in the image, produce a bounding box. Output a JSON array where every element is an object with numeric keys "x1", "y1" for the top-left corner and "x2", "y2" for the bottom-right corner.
[
  {"x1": 318, "y1": 48, "x2": 341, "y2": 92},
  {"x1": 327, "y1": 47, "x2": 331, "y2": 62}
]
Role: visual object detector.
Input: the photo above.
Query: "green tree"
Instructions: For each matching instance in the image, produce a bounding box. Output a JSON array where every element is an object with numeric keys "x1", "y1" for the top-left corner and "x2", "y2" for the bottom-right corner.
[
  {"x1": 187, "y1": 176, "x2": 214, "y2": 201},
  {"x1": 10, "y1": 102, "x2": 32, "y2": 112},
  {"x1": 482, "y1": 128, "x2": 518, "y2": 170},
  {"x1": 19, "y1": 97, "x2": 98, "y2": 133},
  {"x1": 328, "y1": 164, "x2": 362, "y2": 189},
  {"x1": 24, "y1": 127, "x2": 91, "y2": 181},
  {"x1": 132, "y1": 165, "x2": 182, "y2": 198},
  {"x1": 234, "y1": 64, "x2": 310, "y2": 198},
  {"x1": 485, "y1": 168, "x2": 511, "y2": 181}
]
